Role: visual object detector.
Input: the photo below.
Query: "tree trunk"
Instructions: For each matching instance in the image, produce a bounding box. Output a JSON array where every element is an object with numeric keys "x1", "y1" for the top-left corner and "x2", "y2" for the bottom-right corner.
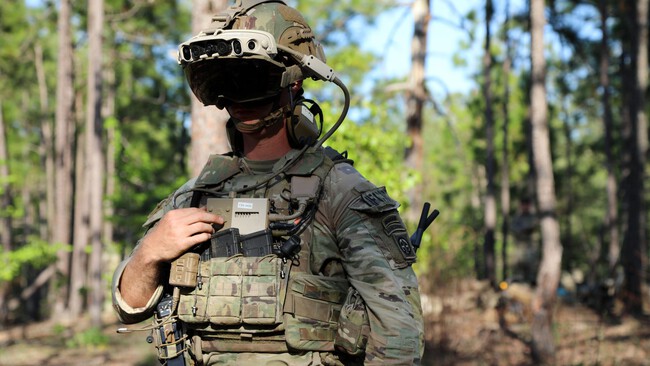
[
  {"x1": 70, "y1": 67, "x2": 96, "y2": 319},
  {"x1": 103, "y1": 43, "x2": 117, "y2": 252},
  {"x1": 404, "y1": 0, "x2": 430, "y2": 223},
  {"x1": 189, "y1": 0, "x2": 230, "y2": 177},
  {"x1": 86, "y1": 0, "x2": 105, "y2": 327},
  {"x1": 561, "y1": 102, "x2": 574, "y2": 270},
  {"x1": 34, "y1": 44, "x2": 55, "y2": 243},
  {"x1": 622, "y1": 0, "x2": 648, "y2": 315},
  {"x1": 530, "y1": 0, "x2": 563, "y2": 364},
  {"x1": 500, "y1": 0, "x2": 512, "y2": 282},
  {"x1": 472, "y1": 168, "x2": 484, "y2": 280},
  {"x1": 598, "y1": 0, "x2": 620, "y2": 272},
  {"x1": 100, "y1": 39, "x2": 119, "y2": 321},
  {"x1": 0, "y1": 102, "x2": 11, "y2": 254},
  {"x1": 0, "y1": 101, "x2": 13, "y2": 325},
  {"x1": 482, "y1": 0, "x2": 496, "y2": 288},
  {"x1": 69, "y1": 103, "x2": 88, "y2": 319},
  {"x1": 53, "y1": 0, "x2": 75, "y2": 315}
]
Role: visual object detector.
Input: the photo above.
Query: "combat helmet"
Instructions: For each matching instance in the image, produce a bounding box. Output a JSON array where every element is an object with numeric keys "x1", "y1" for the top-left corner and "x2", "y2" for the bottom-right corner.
[
  {"x1": 179, "y1": 0, "x2": 328, "y2": 108},
  {"x1": 178, "y1": 0, "x2": 349, "y2": 149},
  {"x1": 224, "y1": 0, "x2": 327, "y2": 67}
]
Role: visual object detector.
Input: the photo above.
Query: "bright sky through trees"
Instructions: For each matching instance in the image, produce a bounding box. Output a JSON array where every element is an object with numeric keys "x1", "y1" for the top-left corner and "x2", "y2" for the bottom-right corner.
[{"x1": 361, "y1": 1, "x2": 528, "y2": 95}]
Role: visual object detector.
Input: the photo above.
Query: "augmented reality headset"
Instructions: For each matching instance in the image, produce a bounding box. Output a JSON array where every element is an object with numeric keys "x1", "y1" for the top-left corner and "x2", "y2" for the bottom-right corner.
[{"x1": 178, "y1": 29, "x2": 305, "y2": 107}]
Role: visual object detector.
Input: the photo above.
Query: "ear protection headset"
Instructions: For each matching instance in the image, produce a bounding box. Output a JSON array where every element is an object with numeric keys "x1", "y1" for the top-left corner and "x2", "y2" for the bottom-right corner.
[
  {"x1": 287, "y1": 88, "x2": 323, "y2": 148},
  {"x1": 225, "y1": 87, "x2": 324, "y2": 153}
]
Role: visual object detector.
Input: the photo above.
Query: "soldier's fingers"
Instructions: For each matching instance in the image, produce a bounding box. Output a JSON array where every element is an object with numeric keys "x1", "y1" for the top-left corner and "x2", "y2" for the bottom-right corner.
[
  {"x1": 196, "y1": 211, "x2": 225, "y2": 225},
  {"x1": 162, "y1": 207, "x2": 201, "y2": 223},
  {"x1": 186, "y1": 222, "x2": 216, "y2": 236},
  {"x1": 174, "y1": 232, "x2": 211, "y2": 253},
  {"x1": 165, "y1": 208, "x2": 224, "y2": 225},
  {"x1": 186, "y1": 232, "x2": 212, "y2": 247},
  {"x1": 179, "y1": 208, "x2": 224, "y2": 225}
]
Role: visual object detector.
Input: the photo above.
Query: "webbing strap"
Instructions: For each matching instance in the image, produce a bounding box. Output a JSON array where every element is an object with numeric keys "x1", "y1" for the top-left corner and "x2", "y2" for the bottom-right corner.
[
  {"x1": 299, "y1": 327, "x2": 337, "y2": 341},
  {"x1": 200, "y1": 336, "x2": 288, "y2": 353}
]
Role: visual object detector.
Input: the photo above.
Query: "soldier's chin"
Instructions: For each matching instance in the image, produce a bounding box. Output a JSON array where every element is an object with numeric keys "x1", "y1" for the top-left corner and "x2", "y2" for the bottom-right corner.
[
  {"x1": 227, "y1": 103, "x2": 274, "y2": 125},
  {"x1": 233, "y1": 120, "x2": 266, "y2": 134}
]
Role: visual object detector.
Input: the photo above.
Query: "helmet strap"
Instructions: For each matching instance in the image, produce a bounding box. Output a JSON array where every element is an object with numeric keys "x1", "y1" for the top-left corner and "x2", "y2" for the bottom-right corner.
[{"x1": 232, "y1": 104, "x2": 291, "y2": 134}]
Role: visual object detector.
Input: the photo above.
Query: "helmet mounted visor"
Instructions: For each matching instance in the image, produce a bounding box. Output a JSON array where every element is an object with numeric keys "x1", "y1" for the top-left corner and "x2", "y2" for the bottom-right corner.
[{"x1": 178, "y1": 29, "x2": 296, "y2": 107}]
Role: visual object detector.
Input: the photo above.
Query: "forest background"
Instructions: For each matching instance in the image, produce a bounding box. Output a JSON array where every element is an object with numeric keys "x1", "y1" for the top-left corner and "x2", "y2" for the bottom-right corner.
[{"x1": 1, "y1": 0, "x2": 649, "y2": 365}]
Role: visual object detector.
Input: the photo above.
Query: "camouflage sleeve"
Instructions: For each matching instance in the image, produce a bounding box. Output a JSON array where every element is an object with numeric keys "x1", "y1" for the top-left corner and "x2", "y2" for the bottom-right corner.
[
  {"x1": 111, "y1": 179, "x2": 196, "y2": 324},
  {"x1": 320, "y1": 163, "x2": 425, "y2": 365},
  {"x1": 111, "y1": 251, "x2": 164, "y2": 324}
]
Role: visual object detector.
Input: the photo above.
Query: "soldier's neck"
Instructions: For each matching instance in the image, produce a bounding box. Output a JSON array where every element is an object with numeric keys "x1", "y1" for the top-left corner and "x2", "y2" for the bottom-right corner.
[{"x1": 241, "y1": 128, "x2": 292, "y2": 161}]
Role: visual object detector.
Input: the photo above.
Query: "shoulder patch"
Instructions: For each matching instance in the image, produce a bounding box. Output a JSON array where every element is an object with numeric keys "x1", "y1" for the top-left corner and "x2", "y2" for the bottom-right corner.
[
  {"x1": 382, "y1": 213, "x2": 416, "y2": 263},
  {"x1": 348, "y1": 184, "x2": 416, "y2": 267},
  {"x1": 349, "y1": 185, "x2": 400, "y2": 214}
]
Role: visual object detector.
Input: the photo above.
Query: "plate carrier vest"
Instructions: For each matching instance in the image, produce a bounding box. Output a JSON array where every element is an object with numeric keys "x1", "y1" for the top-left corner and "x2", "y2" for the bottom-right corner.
[{"x1": 155, "y1": 148, "x2": 368, "y2": 362}]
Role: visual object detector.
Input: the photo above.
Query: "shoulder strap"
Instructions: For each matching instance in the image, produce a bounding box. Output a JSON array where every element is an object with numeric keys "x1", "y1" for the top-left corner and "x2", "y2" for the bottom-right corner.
[
  {"x1": 285, "y1": 149, "x2": 325, "y2": 176},
  {"x1": 322, "y1": 146, "x2": 354, "y2": 166},
  {"x1": 194, "y1": 154, "x2": 241, "y2": 188}
]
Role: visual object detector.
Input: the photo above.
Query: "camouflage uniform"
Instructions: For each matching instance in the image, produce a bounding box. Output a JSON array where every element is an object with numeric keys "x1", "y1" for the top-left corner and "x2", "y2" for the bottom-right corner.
[{"x1": 112, "y1": 148, "x2": 425, "y2": 365}]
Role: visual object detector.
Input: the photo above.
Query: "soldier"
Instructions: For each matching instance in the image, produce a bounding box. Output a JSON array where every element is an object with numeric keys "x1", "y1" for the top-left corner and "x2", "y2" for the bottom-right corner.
[{"x1": 111, "y1": 1, "x2": 424, "y2": 365}]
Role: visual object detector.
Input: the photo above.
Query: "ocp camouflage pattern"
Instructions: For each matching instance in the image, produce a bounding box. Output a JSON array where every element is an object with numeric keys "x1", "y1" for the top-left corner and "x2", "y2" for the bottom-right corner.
[{"x1": 112, "y1": 148, "x2": 425, "y2": 365}]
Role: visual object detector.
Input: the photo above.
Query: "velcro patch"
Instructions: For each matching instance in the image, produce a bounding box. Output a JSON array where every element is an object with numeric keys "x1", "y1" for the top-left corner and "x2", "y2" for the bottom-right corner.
[
  {"x1": 349, "y1": 186, "x2": 400, "y2": 214},
  {"x1": 382, "y1": 213, "x2": 404, "y2": 236},
  {"x1": 382, "y1": 214, "x2": 416, "y2": 263},
  {"x1": 395, "y1": 233, "x2": 415, "y2": 260}
]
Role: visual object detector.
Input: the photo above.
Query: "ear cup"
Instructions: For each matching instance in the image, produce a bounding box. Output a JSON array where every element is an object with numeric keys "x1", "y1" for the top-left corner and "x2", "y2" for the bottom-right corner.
[{"x1": 287, "y1": 100, "x2": 322, "y2": 148}]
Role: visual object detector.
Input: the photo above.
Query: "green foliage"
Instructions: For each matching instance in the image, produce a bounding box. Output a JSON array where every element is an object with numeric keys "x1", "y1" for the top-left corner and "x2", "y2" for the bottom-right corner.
[
  {"x1": 110, "y1": 114, "x2": 190, "y2": 247},
  {"x1": 52, "y1": 323, "x2": 68, "y2": 337},
  {"x1": 65, "y1": 327, "x2": 110, "y2": 348},
  {"x1": 0, "y1": 237, "x2": 61, "y2": 282},
  {"x1": 102, "y1": 1, "x2": 192, "y2": 249},
  {"x1": 1, "y1": 0, "x2": 646, "y2": 322},
  {"x1": 297, "y1": 0, "x2": 414, "y2": 208},
  {"x1": 0, "y1": 1, "x2": 31, "y2": 92},
  {"x1": 411, "y1": 93, "x2": 485, "y2": 278},
  {"x1": 325, "y1": 110, "x2": 415, "y2": 206}
]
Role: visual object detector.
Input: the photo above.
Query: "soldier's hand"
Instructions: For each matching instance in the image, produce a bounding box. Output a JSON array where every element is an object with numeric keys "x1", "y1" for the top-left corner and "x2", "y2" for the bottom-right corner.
[{"x1": 140, "y1": 207, "x2": 224, "y2": 263}]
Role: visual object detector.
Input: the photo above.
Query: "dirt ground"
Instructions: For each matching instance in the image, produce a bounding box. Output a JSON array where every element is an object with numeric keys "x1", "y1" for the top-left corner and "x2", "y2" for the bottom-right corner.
[
  {"x1": 421, "y1": 279, "x2": 650, "y2": 366},
  {"x1": 1, "y1": 279, "x2": 648, "y2": 366}
]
